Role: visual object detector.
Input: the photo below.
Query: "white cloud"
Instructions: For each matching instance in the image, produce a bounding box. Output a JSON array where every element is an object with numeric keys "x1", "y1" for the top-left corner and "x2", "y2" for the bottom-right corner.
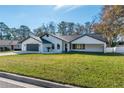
[
  {"x1": 64, "y1": 6, "x2": 81, "y2": 13},
  {"x1": 53, "y1": 5, "x2": 81, "y2": 12},
  {"x1": 53, "y1": 5, "x2": 66, "y2": 10}
]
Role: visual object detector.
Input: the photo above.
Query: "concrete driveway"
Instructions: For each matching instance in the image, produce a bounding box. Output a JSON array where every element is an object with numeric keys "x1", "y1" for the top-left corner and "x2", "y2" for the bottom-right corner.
[
  {"x1": 0, "y1": 52, "x2": 17, "y2": 56},
  {"x1": 0, "y1": 51, "x2": 41, "y2": 56},
  {"x1": 0, "y1": 51, "x2": 33, "y2": 56}
]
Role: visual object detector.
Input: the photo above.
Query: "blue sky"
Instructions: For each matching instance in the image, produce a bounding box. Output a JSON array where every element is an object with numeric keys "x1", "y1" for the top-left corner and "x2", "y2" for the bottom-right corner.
[{"x1": 0, "y1": 5, "x2": 103, "y2": 30}]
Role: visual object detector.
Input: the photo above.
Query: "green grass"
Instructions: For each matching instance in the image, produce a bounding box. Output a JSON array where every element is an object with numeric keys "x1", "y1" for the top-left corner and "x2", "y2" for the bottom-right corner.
[{"x1": 0, "y1": 53, "x2": 124, "y2": 88}]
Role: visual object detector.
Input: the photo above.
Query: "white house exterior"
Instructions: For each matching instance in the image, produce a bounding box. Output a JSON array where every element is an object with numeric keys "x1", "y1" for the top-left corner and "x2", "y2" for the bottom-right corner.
[
  {"x1": 70, "y1": 35, "x2": 106, "y2": 52},
  {"x1": 21, "y1": 36, "x2": 43, "y2": 53},
  {"x1": 21, "y1": 34, "x2": 107, "y2": 53},
  {"x1": 42, "y1": 34, "x2": 63, "y2": 53}
]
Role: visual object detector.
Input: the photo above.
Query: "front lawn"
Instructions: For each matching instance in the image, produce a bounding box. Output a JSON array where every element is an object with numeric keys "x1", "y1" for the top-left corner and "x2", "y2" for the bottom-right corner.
[{"x1": 0, "y1": 53, "x2": 123, "y2": 88}]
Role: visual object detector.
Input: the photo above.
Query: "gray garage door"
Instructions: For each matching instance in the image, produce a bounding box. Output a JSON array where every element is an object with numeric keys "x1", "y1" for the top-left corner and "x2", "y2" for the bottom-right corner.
[{"x1": 26, "y1": 44, "x2": 39, "y2": 51}]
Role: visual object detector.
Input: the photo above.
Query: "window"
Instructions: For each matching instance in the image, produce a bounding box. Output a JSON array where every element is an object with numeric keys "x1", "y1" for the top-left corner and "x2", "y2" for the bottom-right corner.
[
  {"x1": 72, "y1": 44, "x2": 85, "y2": 49},
  {"x1": 72, "y1": 44, "x2": 76, "y2": 49},
  {"x1": 82, "y1": 44, "x2": 85, "y2": 49},
  {"x1": 57, "y1": 44, "x2": 60, "y2": 49},
  {"x1": 52, "y1": 44, "x2": 54, "y2": 49}
]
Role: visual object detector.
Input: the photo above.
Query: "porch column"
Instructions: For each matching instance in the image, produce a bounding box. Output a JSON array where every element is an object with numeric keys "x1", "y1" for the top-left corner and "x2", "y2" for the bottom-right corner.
[
  {"x1": 103, "y1": 43, "x2": 106, "y2": 53},
  {"x1": 39, "y1": 44, "x2": 43, "y2": 53},
  {"x1": 67, "y1": 43, "x2": 70, "y2": 52}
]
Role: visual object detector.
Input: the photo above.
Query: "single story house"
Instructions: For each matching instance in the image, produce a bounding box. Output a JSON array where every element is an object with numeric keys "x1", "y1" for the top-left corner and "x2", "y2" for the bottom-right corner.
[
  {"x1": 21, "y1": 33, "x2": 107, "y2": 53},
  {"x1": 0, "y1": 40, "x2": 21, "y2": 51}
]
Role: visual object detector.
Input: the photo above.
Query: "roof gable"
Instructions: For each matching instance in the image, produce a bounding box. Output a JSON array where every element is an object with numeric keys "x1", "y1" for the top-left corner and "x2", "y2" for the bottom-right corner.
[
  {"x1": 70, "y1": 34, "x2": 107, "y2": 43},
  {"x1": 41, "y1": 38, "x2": 53, "y2": 44},
  {"x1": 41, "y1": 34, "x2": 67, "y2": 42},
  {"x1": 20, "y1": 36, "x2": 41, "y2": 43},
  {"x1": 71, "y1": 35, "x2": 106, "y2": 44}
]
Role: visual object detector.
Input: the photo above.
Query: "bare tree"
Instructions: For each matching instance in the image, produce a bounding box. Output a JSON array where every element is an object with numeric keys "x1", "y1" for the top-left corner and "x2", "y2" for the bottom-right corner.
[{"x1": 93, "y1": 5, "x2": 124, "y2": 46}]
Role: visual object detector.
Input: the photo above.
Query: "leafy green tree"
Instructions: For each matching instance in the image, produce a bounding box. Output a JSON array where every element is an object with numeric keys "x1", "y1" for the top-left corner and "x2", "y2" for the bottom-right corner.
[
  {"x1": 18, "y1": 25, "x2": 31, "y2": 40},
  {"x1": 48, "y1": 22, "x2": 56, "y2": 34},
  {"x1": 58, "y1": 21, "x2": 67, "y2": 35},
  {"x1": 10, "y1": 28, "x2": 19, "y2": 40},
  {"x1": 0, "y1": 22, "x2": 11, "y2": 40},
  {"x1": 67, "y1": 22, "x2": 75, "y2": 35}
]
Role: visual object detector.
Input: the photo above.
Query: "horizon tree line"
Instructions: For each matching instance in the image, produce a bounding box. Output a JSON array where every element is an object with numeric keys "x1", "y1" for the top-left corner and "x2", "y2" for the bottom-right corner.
[
  {"x1": 0, "y1": 21, "x2": 95, "y2": 40},
  {"x1": 0, "y1": 5, "x2": 124, "y2": 47}
]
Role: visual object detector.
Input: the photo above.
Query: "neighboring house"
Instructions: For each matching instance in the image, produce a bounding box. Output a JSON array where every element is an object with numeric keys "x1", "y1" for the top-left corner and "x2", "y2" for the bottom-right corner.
[
  {"x1": 0, "y1": 40, "x2": 21, "y2": 51},
  {"x1": 21, "y1": 33, "x2": 107, "y2": 53},
  {"x1": 118, "y1": 35, "x2": 124, "y2": 44},
  {"x1": 114, "y1": 34, "x2": 124, "y2": 46},
  {"x1": 116, "y1": 34, "x2": 124, "y2": 41},
  {"x1": 119, "y1": 36, "x2": 124, "y2": 41}
]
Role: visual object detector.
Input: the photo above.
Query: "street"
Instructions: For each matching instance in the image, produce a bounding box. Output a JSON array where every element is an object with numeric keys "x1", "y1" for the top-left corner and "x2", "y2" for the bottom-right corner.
[
  {"x1": 0, "y1": 77, "x2": 41, "y2": 88},
  {"x1": 0, "y1": 80, "x2": 24, "y2": 88}
]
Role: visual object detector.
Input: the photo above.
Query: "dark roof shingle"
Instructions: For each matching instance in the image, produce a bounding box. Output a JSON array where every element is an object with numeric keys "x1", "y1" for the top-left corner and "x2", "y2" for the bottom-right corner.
[
  {"x1": 49, "y1": 34, "x2": 107, "y2": 42},
  {"x1": 0, "y1": 40, "x2": 18, "y2": 46}
]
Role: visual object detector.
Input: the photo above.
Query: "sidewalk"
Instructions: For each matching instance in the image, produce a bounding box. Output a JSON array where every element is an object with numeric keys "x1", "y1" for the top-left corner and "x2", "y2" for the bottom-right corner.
[
  {"x1": 0, "y1": 77, "x2": 40, "y2": 88},
  {"x1": 0, "y1": 72, "x2": 77, "y2": 88}
]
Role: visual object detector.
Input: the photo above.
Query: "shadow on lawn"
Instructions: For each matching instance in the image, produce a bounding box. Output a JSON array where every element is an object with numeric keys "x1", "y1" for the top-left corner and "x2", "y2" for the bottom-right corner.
[
  {"x1": 64, "y1": 52, "x2": 123, "y2": 56},
  {"x1": 18, "y1": 52, "x2": 123, "y2": 57}
]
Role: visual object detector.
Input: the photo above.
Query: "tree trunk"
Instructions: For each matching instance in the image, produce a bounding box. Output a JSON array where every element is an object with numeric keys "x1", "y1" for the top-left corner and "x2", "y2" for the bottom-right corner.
[{"x1": 107, "y1": 37, "x2": 113, "y2": 47}]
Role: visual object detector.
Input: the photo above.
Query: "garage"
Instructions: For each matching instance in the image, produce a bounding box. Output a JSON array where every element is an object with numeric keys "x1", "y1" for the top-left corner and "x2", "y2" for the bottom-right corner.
[{"x1": 26, "y1": 44, "x2": 39, "y2": 51}]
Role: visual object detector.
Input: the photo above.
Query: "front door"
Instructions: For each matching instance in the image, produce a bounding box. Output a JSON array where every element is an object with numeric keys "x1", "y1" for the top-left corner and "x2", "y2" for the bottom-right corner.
[
  {"x1": 11, "y1": 45, "x2": 14, "y2": 50},
  {"x1": 47, "y1": 47, "x2": 50, "y2": 52},
  {"x1": 65, "y1": 44, "x2": 68, "y2": 52}
]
